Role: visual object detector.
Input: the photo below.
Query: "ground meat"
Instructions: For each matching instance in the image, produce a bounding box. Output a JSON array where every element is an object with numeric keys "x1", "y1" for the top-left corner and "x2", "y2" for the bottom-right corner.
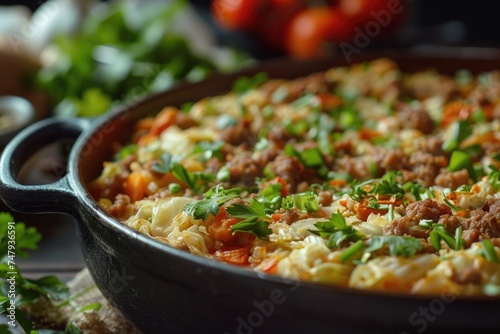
[
  {"x1": 318, "y1": 190, "x2": 334, "y2": 206},
  {"x1": 108, "y1": 194, "x2": 133, "y2": 219},
  {"x1": 373, "y1": 148, "x2": 407, "y2": 173},
  {"x1": 397, "y1": 104, "x2": 435, "y2": 134},
  {"x1": 462, "y1": 209, "x2": 500, "y2": 238},
  {"x1": 483, "y1": 198, "x2": 500, "y2": 219},
  {"x1": 434, "y1": 169, "x2": 470, "y2": 190},
  {"x1": 418, "y1": 137, "x2": 447, "y2": 156},
  {"x1": 337, "y1": 156, "x2": 371, "y2": 181},
  {"x1": 218, "y1": 120, "x2": 256, "y2": 147},
  {"x1": 175, "y1": 113, "x2": 197, "y2": 129},
  {"x1": 268, "y1": 155, "x2": 304, "y2": 193},
  {"x1": 227, "y1": 152, "x2": 261, "y2": 186},
  {"x1": 288, "y1": 72, "x2": 330, "y2": 101},
  {"x1": 438, "y1": 214, "x2": 461, "y2": 233},
  {"x1": 383, "y1": 199, "x2": 452, "y2": 237},
  {"x1": 408, "y1": 151, "x2": 448, "y2": 186},
  {"x1": 462, "y1": 229, "x2": 482, "y2": 248},
  {"x1": 274, "y1": 208, "x2": 300, "y2": 225},
  {"x1": 267, "y1": 127, "x2": 292, "y2": 149}
]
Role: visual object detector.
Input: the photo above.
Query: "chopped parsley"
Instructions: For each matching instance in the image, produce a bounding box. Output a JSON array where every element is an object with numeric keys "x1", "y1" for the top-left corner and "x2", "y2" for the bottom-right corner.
[
  {"x1": 232, "y1": 72, "x2": 269, "y2": 94},
  {"x1": 442, "y1": 119, "x2": 473, "y2": 152},
  {"x1": 373, "y1": 171, "x2": 405, "y2": 199},
  {"x1": 227, "y1": 199, "x2": 272, "y2": 239},
  {"x1": 192, "y1": 141, "x2": 224, "y2": 161},
  {"x1": 310, "y1": 213, "x2": 365, "y2": 249},
  {"x1": 183, "y1": 185, "x2": 240, "y2": 220},
  {"x1": 480, "y1": 239, "x2": 499, "y2": 263},
  {"x1": 152, "y1": 152, "x2": 175, "y2": 174},
  {"x1": 365, "y1": 235, "x2": 422, "y2": 257}
]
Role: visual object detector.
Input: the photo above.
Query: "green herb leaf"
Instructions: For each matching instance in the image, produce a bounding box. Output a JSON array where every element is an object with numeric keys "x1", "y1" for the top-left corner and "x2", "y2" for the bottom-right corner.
[
  {"x1": 151, "y1": 152, "x2": 174, "y2": 174},
  {"x1": 448, "y1": 150, "x2": 476, "y2": 182},
  {"x1": 232, "y1": 72, "x2": 269, "y2": 94},
  {"x1": 0, "y1": 213, "x2": 41, "y2": 259},
  {"x1": 230, "y1": 217, "x2": 272, "y2": 240},
  {"x1": 183, "y1": 186, "x2": 240, "y2": 220},
  {"x1": 283, "y1": 192, "x2": 319, "y2": 213},
  {"x1": 441, "y1": 119, "x2": 473, "y2": 152},
  {"x1": 373, "y1": 171, "x2": 405, "y2": 199},
  {"x1": 226, "y1": 199, "x2": 267, "y2": 219},
  {"x1": 365, "y1": 236, "x2": 422, "y2": 257},
  {"x1": 192, "y1": 141, "x2": 224, "y2": 161},
  {"x1": 172, "y1": 163, "x2": 205, "y2": 195},
  {"x1": 340, "y1": 240, "x2": 365, "y2": 262},
  {"x1": 480, "y1": 239, "x2": 499, "y2": 263},
  {"x1": 310, "y1": 213, "x2": 365, "y2": 249},
  {"x1": 115, "y1": 144, "x2": 138, "y2": 160}
]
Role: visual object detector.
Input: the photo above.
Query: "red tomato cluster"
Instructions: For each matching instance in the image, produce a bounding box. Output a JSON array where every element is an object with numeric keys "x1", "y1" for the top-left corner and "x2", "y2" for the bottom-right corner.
[{"x1": 211, "y1": 0, "x2": 407, "y2": 59}]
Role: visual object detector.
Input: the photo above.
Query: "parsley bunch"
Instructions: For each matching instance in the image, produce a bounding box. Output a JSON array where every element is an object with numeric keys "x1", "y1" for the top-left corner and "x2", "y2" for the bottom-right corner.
[{"x1": 0, "y1": 213, "x2": 97, "y2": 334}]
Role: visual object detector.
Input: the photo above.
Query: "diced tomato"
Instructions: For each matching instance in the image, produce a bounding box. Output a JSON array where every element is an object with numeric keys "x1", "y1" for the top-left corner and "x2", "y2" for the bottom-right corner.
[
  {"x1": 215, "y1": 246, "x2": 250, "y2": 266},
  {"x1": 329, "y1": 179, "x2": 348, "y2": 188},
  {"x1": 355, "y1": 198, "x2": 401, "y2": 221}
]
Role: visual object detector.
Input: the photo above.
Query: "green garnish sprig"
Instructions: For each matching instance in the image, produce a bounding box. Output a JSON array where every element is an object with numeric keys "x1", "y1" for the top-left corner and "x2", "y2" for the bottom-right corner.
[{"x1": 309, "y1": 213, "x2": 365, "y2": 249}]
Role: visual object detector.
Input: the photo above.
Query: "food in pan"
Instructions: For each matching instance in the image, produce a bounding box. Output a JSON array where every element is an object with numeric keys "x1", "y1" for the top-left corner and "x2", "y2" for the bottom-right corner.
[{"x1": 90, "y1": 58, "x2": 500, "y2": 295}]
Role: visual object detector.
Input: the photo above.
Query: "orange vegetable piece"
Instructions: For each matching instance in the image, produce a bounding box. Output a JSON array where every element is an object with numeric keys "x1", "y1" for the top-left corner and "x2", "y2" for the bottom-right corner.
[
  {"x1": 124, "y1": 171, "x2": 149, "y2": 202},
  {"x1": 215, "y1": 246, "x2": 250, "y2": 266},
  {"x1": 149, "y1": 107, "x2": 177, "y2": 136}
]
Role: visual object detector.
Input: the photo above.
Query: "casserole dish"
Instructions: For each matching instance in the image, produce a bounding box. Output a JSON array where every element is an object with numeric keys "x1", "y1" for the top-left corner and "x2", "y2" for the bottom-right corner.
[{"x1": 1, "y1": 48, "x2": 500, "y2": 333}]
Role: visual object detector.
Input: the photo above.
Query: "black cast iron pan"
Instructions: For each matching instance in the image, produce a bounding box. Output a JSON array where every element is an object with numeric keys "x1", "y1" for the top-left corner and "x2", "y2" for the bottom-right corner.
[{"x1": 1, "y1": 47, "x2": 500, "y2": 334}]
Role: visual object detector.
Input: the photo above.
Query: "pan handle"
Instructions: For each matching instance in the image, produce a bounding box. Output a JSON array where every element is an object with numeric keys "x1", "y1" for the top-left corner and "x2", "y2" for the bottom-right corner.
[{"x1": 0, "y1": 117, "x2": 92, "y2": 215}]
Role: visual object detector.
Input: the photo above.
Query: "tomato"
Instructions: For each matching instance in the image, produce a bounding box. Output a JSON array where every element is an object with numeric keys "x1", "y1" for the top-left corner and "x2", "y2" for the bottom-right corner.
[
  {"x1": 211, "y1": 0, "x2": 265, "y2": 30},
  {"x1": 338, "y1": 0, "x2": 406, "y2": 30},
  {"x1": 209, "y1": 208, "x2": 241, "y2": 242},
  {"x1": 251, "y1": 0, "x2": 305, "y2": 52},
  {"x1": 285, "y1": 7, "x2": 352, "y2": 59},
  {"x1": 215, "y1": 246, "x2": 250, "y2": 265}
]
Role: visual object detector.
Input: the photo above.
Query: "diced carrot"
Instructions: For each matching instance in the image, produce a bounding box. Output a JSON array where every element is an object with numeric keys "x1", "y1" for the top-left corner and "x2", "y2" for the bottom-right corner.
[
  {"x1": 359, "y1": 128, "x2": 382, "y2": 141},
  {"x1": 329, "y1": 179, "x2": 348, "y2": 187},
  {"x1": 339, "y1": 199, "x2": 348, "y2": 207},
  {"x1": 441, "y1": 101, "x2": 473, "y2": 127},
  {"x1": 317, "y1": 93, "x2": 343, "y2": 110},
  {"x1": 149, "y1": 107, "x2": 177, "y2": 136},
  {"x1": 124, "y1": 171, "x2": 149, "y2": 202},
  {"x1": 271, "y1": 213, "x2": 282, "y2": 221},
  {"x1": 455, "y1": 210, "x2": 469, "y2": 218},
  {"x1": 215, "y1": 246, "x2": 250, "y2": 266}
]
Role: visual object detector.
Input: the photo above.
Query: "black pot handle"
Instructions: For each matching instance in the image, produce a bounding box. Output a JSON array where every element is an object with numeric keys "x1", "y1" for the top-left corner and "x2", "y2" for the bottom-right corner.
[{"x1": 0, "y1": 117, "x2": 92, "y2": 215}]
